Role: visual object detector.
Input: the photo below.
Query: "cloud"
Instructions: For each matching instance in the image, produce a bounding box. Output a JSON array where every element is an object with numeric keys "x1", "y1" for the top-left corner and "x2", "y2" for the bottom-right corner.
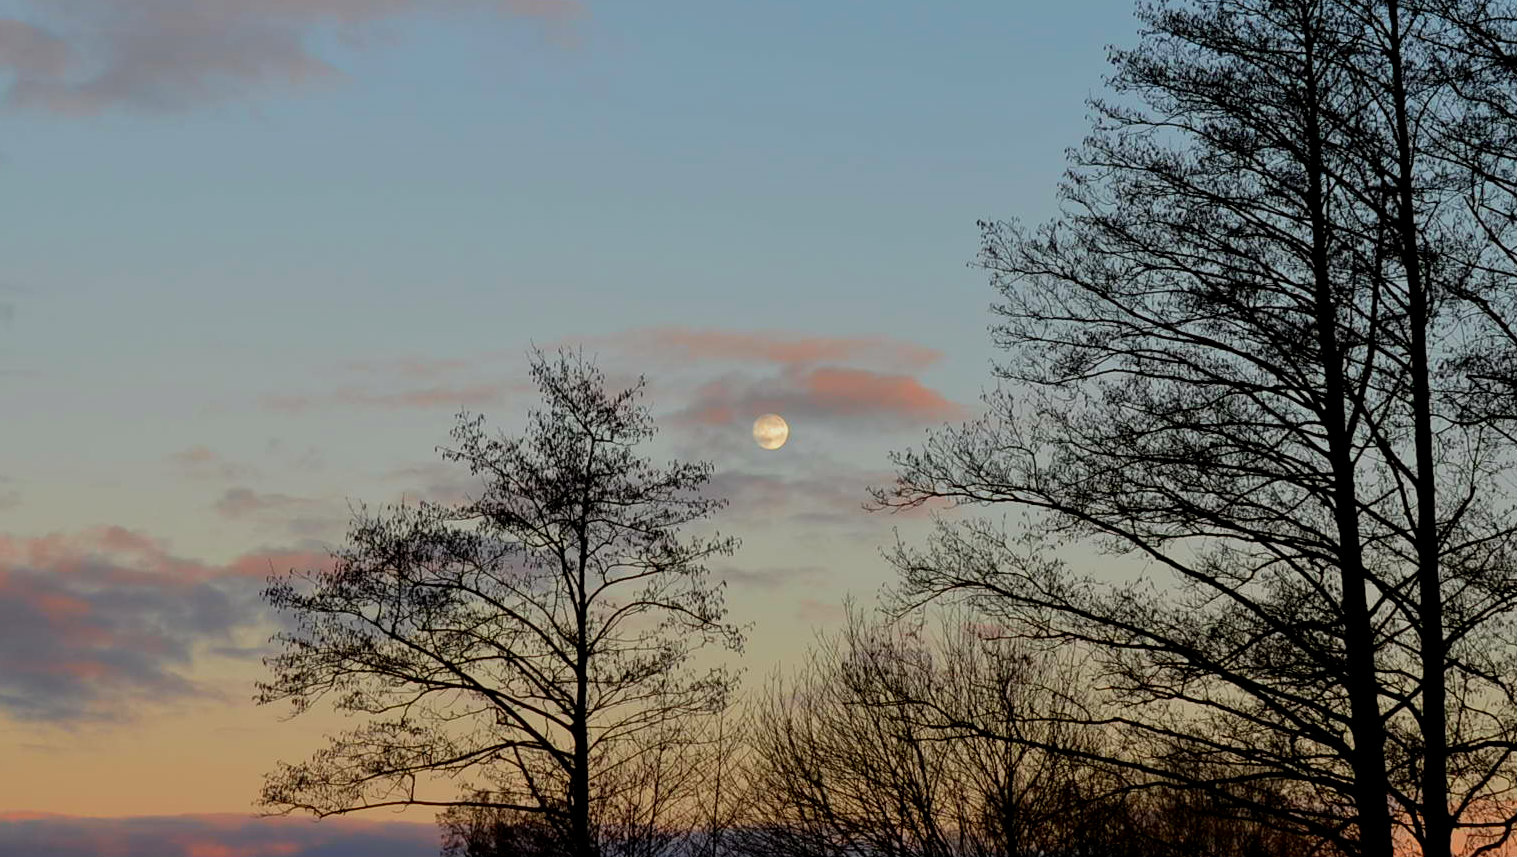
[
  {"x1": 0, "y1": 528, "x2": 334, "y2": 724},
  {"x1": 612, "y1": 328, "x2": 944, "y2": 372},
  {"x1": 0, "y1": 0, "x2": 582, "y2": 113},
  {"x1": 588, "y1": 328, "x2": 963, "y2": 433},
  {"x1": 677, "y1": 365, "x2": 963, "y2": 429},
  {"x1": 0, "y1": 813, "x2": 437, "y2": 857},
  {"x1": 222, "y1": 547, "x2": 337, "y2": 582},
  {"x1": 0, "y1": 21, "x2": 67, "y2": 77}
]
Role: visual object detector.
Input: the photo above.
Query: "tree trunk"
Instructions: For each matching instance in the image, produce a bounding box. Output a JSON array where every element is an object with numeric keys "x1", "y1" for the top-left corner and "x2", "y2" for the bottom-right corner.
[
  {"x1": 1383, "y1": 2, "x2": 1450, "y2": 854},
  {"x1": 1304, "y1": 18, "x2": 1394, "y2": 855}
]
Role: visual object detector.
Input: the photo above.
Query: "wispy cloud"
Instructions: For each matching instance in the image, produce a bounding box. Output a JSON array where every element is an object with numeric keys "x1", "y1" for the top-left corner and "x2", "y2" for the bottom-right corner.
[
  {"x1": 0, "y1": 0, "x2": 582, "y2": 114},
  {"x1": 0, "y1": 813, "x2": 436, "y2": 857},
  {"x1": 0, "y1": 528, "x2": 333, "y2": 724}
]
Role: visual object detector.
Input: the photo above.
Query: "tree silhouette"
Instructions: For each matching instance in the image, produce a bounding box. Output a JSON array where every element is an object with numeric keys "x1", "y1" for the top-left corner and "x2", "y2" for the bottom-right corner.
[
  {"x1": 740, "y1": 605, "x2": 1324, "y2": 857},
  {"x1": 875, "y1": 0, "x2": 1517, "y2": 854},
  {"x1": 256, "y1": 349, "x2": 744, "y2": 857}
]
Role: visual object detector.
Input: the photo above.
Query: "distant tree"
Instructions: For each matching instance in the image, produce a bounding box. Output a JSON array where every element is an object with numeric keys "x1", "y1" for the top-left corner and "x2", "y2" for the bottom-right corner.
[
  {"x1": 739, "y1": 605, "x2": 1324, "y2": 857},
  {"x1": 740, "y1": 606, "x2": 1115, "y2": 857},
  {"x1": 255, "y1": 349, "x2": 745, "y2": 857},
  {"x1": 440, "y1": 805, "x2": 562, "y2": 857}
]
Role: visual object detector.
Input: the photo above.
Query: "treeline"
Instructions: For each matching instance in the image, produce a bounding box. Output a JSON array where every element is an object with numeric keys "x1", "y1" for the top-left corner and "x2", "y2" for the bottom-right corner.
[
  {"x1": 250, "y1": 0, "x2": 1517, "y2": 854},
  {"x1": 441, "y1": 608, "x2": 1325, "y2": 857}
]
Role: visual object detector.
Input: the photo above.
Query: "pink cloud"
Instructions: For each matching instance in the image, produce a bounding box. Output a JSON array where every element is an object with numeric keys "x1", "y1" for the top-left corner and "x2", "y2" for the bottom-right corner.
[
  {"x1": 802, "y1": 366, "x2": 960, "y2": 419},
  {"x1": 613, "y1": 327, "x2": 944, "y2": 372},
  {"x1": 585, "y1": 327, "x2": 962, "y2": 433},
  {"x1": 1, "y1": 0, "x2": 582, "y2": 114},
  {"x1": 223, "y1": 548, "x2": 337, "y2": 581},
  {"x1": 678, "y1": 365, "x2": 963, "y2": 429},
  {"x1": 0, "y1": 528, "x2": 335, "y2": 723}
]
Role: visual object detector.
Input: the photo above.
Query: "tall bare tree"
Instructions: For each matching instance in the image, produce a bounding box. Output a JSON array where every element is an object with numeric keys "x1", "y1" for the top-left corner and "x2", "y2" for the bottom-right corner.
[
  {"x1": 877, "y1": 0, "x2": 1517, "y2": 853},
  {"x1": 256, "y1": 350, "x2": 744, "y2": 857},
  {"x1": 877, "y1": 0, "x2": 1399, "y2": 848},
  {"x1": 869, "y1": 4, "x2": 1514, "y2": 857}
]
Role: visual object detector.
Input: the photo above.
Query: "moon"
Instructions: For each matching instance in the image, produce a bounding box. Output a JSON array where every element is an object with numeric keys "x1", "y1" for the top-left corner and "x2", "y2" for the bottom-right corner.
[{"x1": 752, "y1": 413, "x2": 789, "y2": 450}]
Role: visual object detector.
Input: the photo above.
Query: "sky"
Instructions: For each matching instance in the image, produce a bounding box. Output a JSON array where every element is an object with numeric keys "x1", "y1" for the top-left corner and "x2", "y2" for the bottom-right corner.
[{"x1": 0, "y1": 1, "x2": 1138, "y2": 853}]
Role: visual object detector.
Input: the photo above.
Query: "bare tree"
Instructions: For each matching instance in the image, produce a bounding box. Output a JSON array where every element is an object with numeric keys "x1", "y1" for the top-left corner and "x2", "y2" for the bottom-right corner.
[
  {"x1": 875, "y1": 0, "x2": 1517, "y2": 854},
  {"x1": 439, "y1": 805, "x2": 563, "y2": 857},
  {"x1": 740, "y1": 605, "x2": 1324, "y2": 857},
  {"x1": 876, "y1": 0, "x2": 1395, "y2": 848},
  {"x1": 438, "y1": 712, "x2": 746, "y2": 857},
  {"x1": 256, "y1": 349, "x2": 745, "y2": 857},
  {"x1": 742, "y1": 606, "x2": 1098, "y2": 857}
]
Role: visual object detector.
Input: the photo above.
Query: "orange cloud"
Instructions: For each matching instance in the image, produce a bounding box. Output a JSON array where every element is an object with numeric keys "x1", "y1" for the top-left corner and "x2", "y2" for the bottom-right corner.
[{"x1": 2, "y1": 0, "x2": 582, "y2": 114}]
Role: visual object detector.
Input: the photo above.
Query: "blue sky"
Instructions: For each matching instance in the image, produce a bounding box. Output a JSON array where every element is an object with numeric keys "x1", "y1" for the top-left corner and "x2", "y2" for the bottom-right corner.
[{"x1": 0, "y1": 0, "x2": 1137, "y2": 852}]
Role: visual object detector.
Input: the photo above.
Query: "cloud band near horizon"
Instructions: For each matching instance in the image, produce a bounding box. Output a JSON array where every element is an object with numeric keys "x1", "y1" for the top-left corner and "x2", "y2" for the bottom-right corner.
[{"x1": 0, "y1": 0, "x2": 581, "y2": 114}]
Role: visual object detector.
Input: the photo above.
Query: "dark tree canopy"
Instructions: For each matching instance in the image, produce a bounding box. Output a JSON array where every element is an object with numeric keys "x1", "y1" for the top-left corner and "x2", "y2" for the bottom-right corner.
[{"x1": 256, "y1": 350, "x2": 743, "y2": 857}]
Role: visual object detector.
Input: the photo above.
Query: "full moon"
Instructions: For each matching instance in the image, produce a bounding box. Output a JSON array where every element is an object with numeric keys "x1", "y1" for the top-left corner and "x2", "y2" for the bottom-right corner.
[{"x1": 752, "y1": 413, "x2": 789, "y2": 450}]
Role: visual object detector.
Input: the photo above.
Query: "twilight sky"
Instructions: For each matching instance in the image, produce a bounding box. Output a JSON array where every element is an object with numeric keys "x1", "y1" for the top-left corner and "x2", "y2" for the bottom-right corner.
[{"x1": 0, "y1": 1, "x2": 1136, "y2": 853}]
